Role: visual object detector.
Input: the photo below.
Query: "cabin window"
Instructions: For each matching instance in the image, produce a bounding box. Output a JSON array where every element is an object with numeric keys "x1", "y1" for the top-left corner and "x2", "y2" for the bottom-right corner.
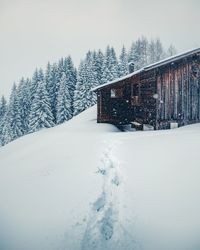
[
  {"x1": 110, "y1": 88, "x2": 123, "y2": 98},
  {"x1": 131, "y1": 83, "x2": 140, "y2": 106},
  {"x1": 111, "y1": 89, "x2": 116, "y2": 98},
  {"x1": 132, "y1": 83, "x2": 139, "y2": 96}
]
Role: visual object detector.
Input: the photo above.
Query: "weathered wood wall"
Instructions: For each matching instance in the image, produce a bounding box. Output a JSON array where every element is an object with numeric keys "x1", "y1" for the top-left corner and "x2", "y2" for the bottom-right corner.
[
  {"x1": 131, "y1": 71, "x2": 157, "y2": 126},
  {"x1": 156, "y1": 54, "x2": 200, "y2": 129},
  {"x1": 97, "y1": 82, "x2": 128, "y2": 123}
]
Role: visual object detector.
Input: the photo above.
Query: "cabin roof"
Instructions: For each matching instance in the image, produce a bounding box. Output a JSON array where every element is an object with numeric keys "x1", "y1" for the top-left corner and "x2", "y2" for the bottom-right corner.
[{"x1": 92, "y1": 47, "x2": 200, "y2": 91}]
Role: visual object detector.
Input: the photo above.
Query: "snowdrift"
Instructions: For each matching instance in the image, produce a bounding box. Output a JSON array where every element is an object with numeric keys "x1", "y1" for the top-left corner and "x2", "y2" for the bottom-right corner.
[{"x1": 0, "y1": 105, "x2": 200, "y2": 250}]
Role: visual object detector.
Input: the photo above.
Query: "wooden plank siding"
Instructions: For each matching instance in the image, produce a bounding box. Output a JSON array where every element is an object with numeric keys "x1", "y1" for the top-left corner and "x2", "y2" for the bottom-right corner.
[
  {"x1": 97, "y1": 81, "x2": 129, "y2": 123},
  {"x1": 156, "y1": 54, "x2": 200, "y2": 129}
]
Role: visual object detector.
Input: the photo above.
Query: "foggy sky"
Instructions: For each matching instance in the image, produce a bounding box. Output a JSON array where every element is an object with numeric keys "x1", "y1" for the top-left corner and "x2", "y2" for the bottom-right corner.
[{"x1": 0, "y1": 0, "x2": 200, "y2": 97}]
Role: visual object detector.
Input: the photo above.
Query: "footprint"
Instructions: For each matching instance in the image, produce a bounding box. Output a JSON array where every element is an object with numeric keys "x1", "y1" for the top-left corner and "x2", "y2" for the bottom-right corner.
[
  {"x1": 97, "y1": 167, "x2": 107, "y2": 176},
  {"x1": 93, "y1": 192, "x2": 106, "y2": 212},
  {"x1": 111, "y1": 174, "x2": 121, "y2": 186},
  {"x1": 100, "y1": 208, "x2": 114, "y2": 240}
]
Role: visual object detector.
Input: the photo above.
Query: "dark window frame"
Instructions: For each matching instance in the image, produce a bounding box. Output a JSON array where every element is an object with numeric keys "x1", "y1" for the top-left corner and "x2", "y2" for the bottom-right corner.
[
  {"x1": 131, "y1": 83, "x2": 140, "y2": 106},
  {"x1": 110, "y1": 88, "x2": 123, "y2": 98}
]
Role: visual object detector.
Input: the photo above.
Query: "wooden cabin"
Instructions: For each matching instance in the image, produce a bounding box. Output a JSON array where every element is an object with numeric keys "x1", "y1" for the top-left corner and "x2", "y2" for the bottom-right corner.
[{"x1": 93, "y1": 48, "x2": 200, "y2": 130}]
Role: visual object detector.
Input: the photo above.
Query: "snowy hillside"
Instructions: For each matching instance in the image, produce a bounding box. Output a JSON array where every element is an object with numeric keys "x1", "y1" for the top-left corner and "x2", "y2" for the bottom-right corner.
[{"x1": 0, "y1": 106, "x2": 200, "y2": 250}]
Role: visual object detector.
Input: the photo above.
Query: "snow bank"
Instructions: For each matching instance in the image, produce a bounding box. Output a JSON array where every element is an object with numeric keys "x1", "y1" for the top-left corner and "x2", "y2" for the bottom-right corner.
[{"x1": 0, "y1": 106, "x2": 200, "y2": 250}]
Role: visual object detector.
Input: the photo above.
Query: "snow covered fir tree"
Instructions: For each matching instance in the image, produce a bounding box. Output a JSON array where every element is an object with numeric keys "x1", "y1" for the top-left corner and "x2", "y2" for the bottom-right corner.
[{"x1": 0, "y1": 37, "x2": 177, "y2": 146}]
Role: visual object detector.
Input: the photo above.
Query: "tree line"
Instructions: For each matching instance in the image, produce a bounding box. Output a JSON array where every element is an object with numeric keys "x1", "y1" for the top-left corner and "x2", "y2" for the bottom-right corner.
[{"x1": 0, "y1": 37, "x2": 176, "y2": 146}]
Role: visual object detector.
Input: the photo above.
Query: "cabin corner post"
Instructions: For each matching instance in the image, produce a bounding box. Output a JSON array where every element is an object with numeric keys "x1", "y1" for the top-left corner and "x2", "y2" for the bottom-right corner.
[
  {"x1": 155, "y1": 70, "x2": 159, "y2": 130},
  {"x1": 97, "y1": 90, "x2": 101, "y2": 123}
]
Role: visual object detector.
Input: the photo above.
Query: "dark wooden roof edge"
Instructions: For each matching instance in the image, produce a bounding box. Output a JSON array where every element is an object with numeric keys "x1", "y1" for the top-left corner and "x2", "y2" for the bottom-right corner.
[{"x1": 92, "y1": 47, "x2": 200, "y2": 92}]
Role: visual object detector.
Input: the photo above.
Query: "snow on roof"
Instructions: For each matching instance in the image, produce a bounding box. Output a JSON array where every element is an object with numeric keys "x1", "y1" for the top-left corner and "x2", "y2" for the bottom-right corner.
[
  {"x1": 93, "y1": 47, "x2": 200, "y2": 91},
  {"x1": 92, "y1": 68, "x2": 143, "y2": 91},
  {"x1": 144, "y1": 47, "x2": 200, "y2": 70}
]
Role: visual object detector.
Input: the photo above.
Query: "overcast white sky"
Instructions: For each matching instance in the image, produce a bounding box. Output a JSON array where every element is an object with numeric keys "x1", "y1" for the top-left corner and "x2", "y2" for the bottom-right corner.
[{"x1": 0, "y1": 0, "x2": 200, "y2": 97}]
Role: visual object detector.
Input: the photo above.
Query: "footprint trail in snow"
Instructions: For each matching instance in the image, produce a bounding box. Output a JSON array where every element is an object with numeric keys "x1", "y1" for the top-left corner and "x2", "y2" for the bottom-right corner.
[{"x1": 81, "y1": 145, "x2": 139, "y2": 250}]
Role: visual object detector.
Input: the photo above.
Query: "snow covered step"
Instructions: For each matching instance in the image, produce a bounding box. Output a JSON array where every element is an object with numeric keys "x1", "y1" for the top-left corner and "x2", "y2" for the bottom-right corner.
[
  {"x1": 130, "y1": 121, "x2": 143, "y2": 130},
  {"x1": 143, "y1": 124, "x2": 154, "y2": 131}
]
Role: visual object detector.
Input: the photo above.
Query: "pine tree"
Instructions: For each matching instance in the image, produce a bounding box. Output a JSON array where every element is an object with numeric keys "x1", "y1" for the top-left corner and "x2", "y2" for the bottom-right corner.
[
  {"x1": 45, "y1": 63, "x2": 60, "y2": 122},
  {"x1": 0, "y1": 96, "x2": 7, "y2": 146},
  {"x1": 73, "y1": 59, "x2": 97, "y2": 116},
  {"x1": 102, "y1": 46, "x2": 119, "y2": 84},
  {"x1": 118, "y1": 45, "x2": 129, "y2": 77},
  {"x1": 64, "y1": 56, "x2": 77, "y2": 114},
  {"x1": 102, "y1": 46, "x2": 113, "y2": 84},
  {"x1": 38, "y1": 68, "x2": 45, "y2": 83},
  {"x1": 17, "y1": 78, "x2": 31, "y2": 134},
  {"x1": 0, "y1": 116, "x2": 12, "y2": 146},
  {"x1": 30, "y1": 69, "x2": 39, "y2": 102},
  {"x1": 167, "y1": 44, "x2": 177, "y2": 57},
  {"x1": 0, "y1": 96, "x2": 7, "y2": 120},
  {"x1": 148, "y1": 38, "x2": 166, "y2": 64},
  {"x1": 28, "y1": 79, "x2": 55, "y2": 133},
  {"x1": 94, "y1": 50, "x2": 104, "y2": 85},
  {"x1": 109, "y1": 47, "x2": 119, "y2": 79},
  {"x1": 57, "y1": 58, "x2": 65, "y2": 78},
  {"x1": 73, "y1": 62, "x2": 87, "y2": 116},
  {"x1": 87, "y1": 51, "x2": 100, "y2": 103},
  {"x1": 128, "y1": 41, "x2": 140, "y2": 70},
  {"x1": 140, "y1": 36, "x2": 149, "y2": 66},
  {"x1": 7, "y1": 83, "x2": 23, "y2": 140},
  {"x1": 153, "y1": 38, "x2": 165, "y2": 62},
  {"x1": 0, "y1": 121, "x2": 4, "y2": 146},
  {"x1": 89, "y1": 52, "x2": 99, "y2": 104},
  {"x1": 148, "y1": 39, "x2": 157, "y2": 64},
  {"x1": 56, "y1": 73, "x2": 72, "y2": 124},
  {"x1": 128, "y1": 37, "x2": 149, "y2": 70}
]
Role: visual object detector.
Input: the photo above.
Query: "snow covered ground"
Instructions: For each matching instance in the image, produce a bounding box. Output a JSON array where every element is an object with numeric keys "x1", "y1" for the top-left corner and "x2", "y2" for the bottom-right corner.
[{"x1": 0, "y1": 105, "x2": 200, "y2": 250}]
